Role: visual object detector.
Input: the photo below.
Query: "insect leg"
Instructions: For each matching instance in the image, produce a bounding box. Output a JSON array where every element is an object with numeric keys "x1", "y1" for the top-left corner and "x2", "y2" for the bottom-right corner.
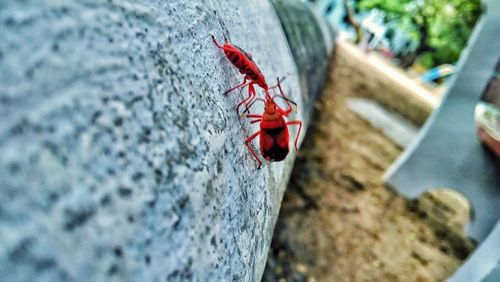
[
  {"x1": 245, "y1": 114, "x2": 263, "y2": 119},
  {"x1": 223, "y1": 78, "x2": 248, "y2": 96},
  {"x1": 245, "y1": 131, "x2": 262, "y2": 169},
  {"x1": 243, "y1": 83, "x2": 257, "y2": 109},
  {"x1": 236, "y1": 82, "x2": 256, "y2": 115},
  {"x1": 244, "y1": 114, "x2": 262, "y2": 124},
  {"x1": 211, "y1": 35, "x2": 224, "y2": 49},
  {"x1": 276, "y1": 78, "x2": 294, "y2": 115},
  {"x1": 286, "y1": 120, "x2": 303, "y2": 152},
  {"x1": 242, "y1": 97, "x2": 266, "y2": 116}
]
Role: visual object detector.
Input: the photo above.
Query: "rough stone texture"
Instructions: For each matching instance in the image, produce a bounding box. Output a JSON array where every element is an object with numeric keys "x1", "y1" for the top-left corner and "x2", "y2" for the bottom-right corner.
[{"x1": 0, "y1": 0, "x2": 329, "y2": 281}]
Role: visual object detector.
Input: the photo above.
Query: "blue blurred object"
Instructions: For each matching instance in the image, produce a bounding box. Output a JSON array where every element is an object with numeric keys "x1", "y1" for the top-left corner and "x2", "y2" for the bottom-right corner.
[{"x1": 421, "y1": 64, "x2": 455, "y2": 82}]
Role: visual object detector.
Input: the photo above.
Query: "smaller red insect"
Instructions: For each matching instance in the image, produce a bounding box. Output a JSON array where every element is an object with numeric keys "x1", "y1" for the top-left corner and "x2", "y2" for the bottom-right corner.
[
  {"x1": 211, "y1": 35, "x2": 271, "y2": 113},
  {"x1": 243, "y1": 78, "x2": 303, "y2": 169}
]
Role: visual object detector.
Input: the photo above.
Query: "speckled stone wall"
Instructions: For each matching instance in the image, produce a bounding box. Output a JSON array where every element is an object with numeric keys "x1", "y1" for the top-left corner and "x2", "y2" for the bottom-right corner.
[{"x1": 0, "y1": 0, "x2": 329, "y2": 281}]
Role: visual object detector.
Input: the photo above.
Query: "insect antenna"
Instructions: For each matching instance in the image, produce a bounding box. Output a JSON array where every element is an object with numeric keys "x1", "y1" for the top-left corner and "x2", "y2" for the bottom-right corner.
[
  {"x1": 268, "y1": 76, "x2": 287, "y2": 90},
  {"x1": 241, "y1": 97, "x2": 266, "y2": 116},
  {"x1": 272, "y1": 95, "x2": 297, "y2": 106},
  {"x1": 273, "y1": 95, "x2": 298, "y2": 113}
]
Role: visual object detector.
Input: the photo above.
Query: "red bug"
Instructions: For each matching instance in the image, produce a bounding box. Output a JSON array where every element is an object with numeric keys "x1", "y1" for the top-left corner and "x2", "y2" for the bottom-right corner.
[
  {"x1": 243, "y1": 78, "x2": 303, "y2": 169},
  {"x1": 211, "y1": 35, "x2": 271, "y2": 113}
]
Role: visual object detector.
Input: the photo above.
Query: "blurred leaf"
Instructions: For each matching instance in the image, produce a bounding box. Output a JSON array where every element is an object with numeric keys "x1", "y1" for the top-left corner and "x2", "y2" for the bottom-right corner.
[{"x1": 356, "y1": 0, "x2": 482, "y2": 68}]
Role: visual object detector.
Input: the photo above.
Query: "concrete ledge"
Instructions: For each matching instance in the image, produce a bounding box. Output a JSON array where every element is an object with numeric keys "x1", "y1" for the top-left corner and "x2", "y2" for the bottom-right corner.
[{"x1": 335, "y1": 39, "x2": 435, "y2": 126}]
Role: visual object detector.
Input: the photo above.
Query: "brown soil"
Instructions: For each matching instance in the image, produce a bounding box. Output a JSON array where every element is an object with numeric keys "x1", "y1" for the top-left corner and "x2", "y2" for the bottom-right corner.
[{"x1": 262, "y1": 48, "x2": 473, "y2": 282}]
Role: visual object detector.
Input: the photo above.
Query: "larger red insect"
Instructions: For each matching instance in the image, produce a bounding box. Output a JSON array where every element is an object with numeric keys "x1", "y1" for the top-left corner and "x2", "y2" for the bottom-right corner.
[
  {"x1": 211, "y1": 35, "x2": 271, "y2": 113},
  {"x1": 243, "y1": 78, "x2": 303, "y2": 169}
]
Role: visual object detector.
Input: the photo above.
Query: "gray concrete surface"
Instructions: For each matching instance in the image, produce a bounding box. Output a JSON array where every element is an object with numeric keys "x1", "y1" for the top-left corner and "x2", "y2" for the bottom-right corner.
[
  {"x1": 483, "y1": 262, "x2": 500, "y2": 282},
  {"x1": 346, "y1": 98, "x2": 419, "y2": 148},
  {"x1": 0, "y1": 0, "x2": 331, "y2": 281},
  {"x1": 449, "y1": 220, "x2": 500, "y2": 282}
]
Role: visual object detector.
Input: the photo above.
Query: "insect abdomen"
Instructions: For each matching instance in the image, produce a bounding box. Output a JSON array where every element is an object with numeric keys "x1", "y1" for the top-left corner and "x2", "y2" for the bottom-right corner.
[
  {"x1": 223, "y1": 46, "x2": 263, "y2": 83},
  {"x1": 224, "y1": 49, "x2": 248, "y2": 69},
  {"x1": 260, "y1": 127, "x2": 290, "y2": 162}
]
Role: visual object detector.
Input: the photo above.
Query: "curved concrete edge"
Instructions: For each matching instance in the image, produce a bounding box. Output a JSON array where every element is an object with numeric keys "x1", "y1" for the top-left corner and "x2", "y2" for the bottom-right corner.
[
  {"x1": 448, "y1": 221, "x2": 500, "y2": 282},
  {"x1": 308, "y1": 2, "x2": 337, "y2": 56},
  {"x1": 383, "y1": 0, "x2": 500, "y2": 242},
  {"x1": 270, "y1": 0, "x2": 336, "y2": 121}
]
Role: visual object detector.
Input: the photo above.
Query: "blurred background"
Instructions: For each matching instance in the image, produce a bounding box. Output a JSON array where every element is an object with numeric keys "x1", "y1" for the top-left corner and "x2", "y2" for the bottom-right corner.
[{"x1": 263, "y1": 0, "x2": 499, "y2": 281}]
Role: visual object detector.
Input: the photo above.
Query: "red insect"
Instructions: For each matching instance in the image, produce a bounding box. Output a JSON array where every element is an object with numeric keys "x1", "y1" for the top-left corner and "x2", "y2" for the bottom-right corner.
[
  {"x1": 211, "y1": 35, "x2": 271, "y2": 113},
  {"x1": 243, "y1": 78, "x2": 303, "y2": 169}
]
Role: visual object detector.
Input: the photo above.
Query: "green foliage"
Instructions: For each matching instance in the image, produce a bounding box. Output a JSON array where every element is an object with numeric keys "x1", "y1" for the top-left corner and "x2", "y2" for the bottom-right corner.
[{"x1": 357, "y1": 0, "x2": 482, "y2": 68}]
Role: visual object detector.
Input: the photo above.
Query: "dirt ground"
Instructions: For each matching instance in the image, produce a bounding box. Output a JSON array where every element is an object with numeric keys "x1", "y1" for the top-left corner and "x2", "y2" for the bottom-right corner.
[{"x1": 262, "y1": 50, "x2": 474, "y2": 282}]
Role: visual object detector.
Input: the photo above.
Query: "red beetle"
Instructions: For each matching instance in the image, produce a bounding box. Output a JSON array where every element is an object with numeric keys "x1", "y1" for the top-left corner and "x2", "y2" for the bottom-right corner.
[
  {"x1": 243, "y1": 78, "x2": 302, "y2": 169},
  {"x1": 211, "y1": 35, "x2": 271, "y2": 113}
]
